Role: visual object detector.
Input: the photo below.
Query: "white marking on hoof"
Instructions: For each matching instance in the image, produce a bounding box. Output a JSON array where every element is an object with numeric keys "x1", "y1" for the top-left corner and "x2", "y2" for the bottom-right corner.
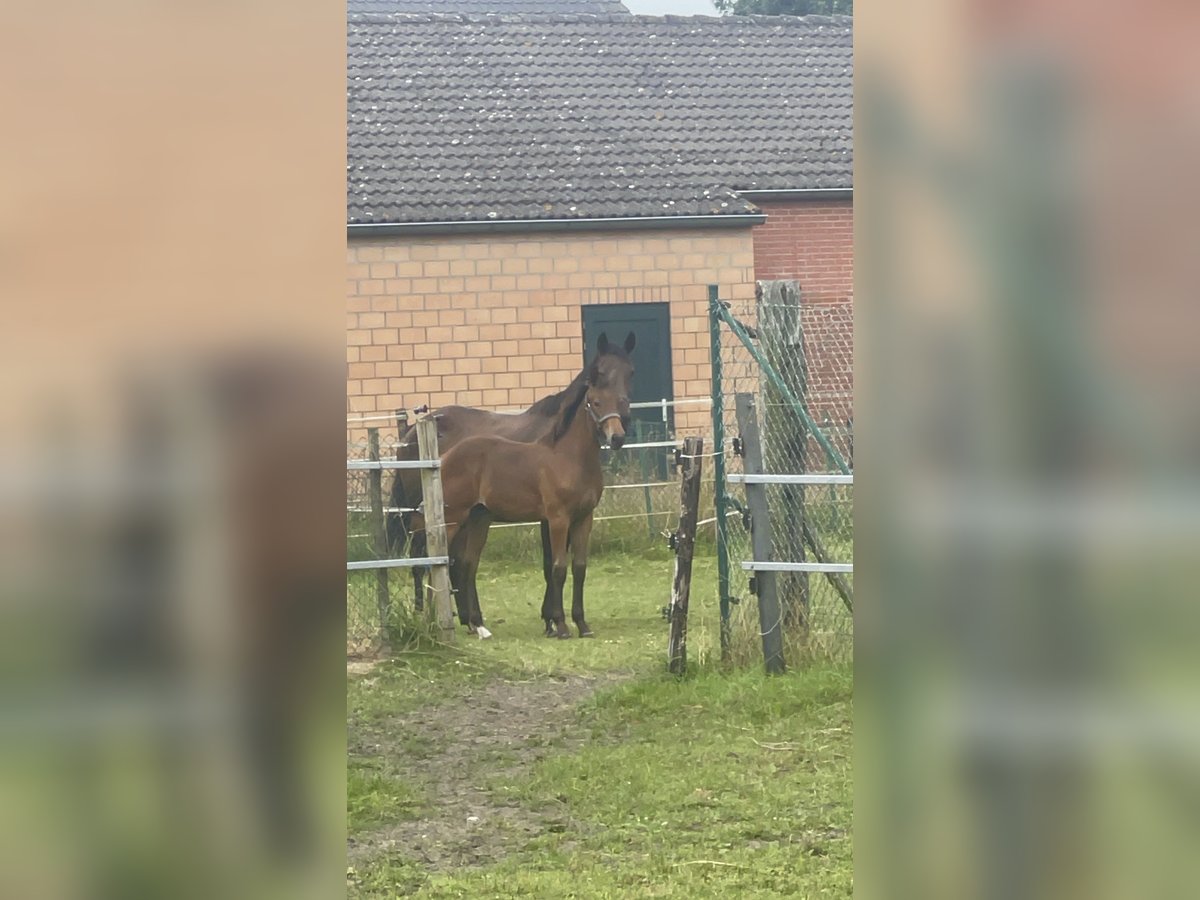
[{"x1": 476, "y1": 625, "x2": 493, "y2": 640}]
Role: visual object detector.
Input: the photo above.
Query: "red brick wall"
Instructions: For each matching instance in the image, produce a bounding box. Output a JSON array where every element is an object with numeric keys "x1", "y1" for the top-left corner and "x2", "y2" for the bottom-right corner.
[
  {"x1": 752, "y1": 199, "x2": 853, "y2": 302},
  {"x1": 752, "y1": 198, "x2": 854, "y2": 444}
]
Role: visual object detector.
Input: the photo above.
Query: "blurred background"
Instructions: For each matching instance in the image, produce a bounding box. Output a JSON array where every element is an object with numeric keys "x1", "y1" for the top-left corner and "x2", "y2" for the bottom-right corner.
[
  {"x1": 0, "y1": 2, "x2": 346, "y2": 898},
  {"x1": 3, "y1": 0, "x2": 1199, "y2": 897},
  {"x1": 857, "y1": 1, "x2": 1200, "y2": 898}
]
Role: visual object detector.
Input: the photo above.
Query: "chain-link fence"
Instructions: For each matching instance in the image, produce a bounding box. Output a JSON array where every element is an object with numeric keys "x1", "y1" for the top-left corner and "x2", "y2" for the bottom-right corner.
[
  {"x1": 347, "y1": 423, "x2": 407, "y2": 657},
  {"x1": 710, "y1": 281, "x2": 854, "y2": 667}
]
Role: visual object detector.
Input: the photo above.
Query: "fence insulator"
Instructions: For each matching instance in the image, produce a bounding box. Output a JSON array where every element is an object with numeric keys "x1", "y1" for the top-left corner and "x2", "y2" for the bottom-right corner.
[{"x1": 732, "y1": 436, "x2": 744, "y2": 457}]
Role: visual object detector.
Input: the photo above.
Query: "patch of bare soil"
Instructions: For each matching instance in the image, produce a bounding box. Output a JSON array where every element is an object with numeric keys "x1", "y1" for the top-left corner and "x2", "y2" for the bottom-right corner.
[{"x1": 348, "y1": 671, "x2": 628, "y2": 872}]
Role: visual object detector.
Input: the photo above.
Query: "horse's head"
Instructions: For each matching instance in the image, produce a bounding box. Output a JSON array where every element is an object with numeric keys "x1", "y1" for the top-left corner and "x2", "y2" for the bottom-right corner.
[{"x1": 586, "y1": 331, "x2": 635, "y2": 449}]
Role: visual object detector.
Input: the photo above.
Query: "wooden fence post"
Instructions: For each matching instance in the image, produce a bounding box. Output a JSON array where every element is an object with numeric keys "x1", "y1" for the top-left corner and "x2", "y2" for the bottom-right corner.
[
  {"x1": 758, "y1": 279, "x2": 809, "y2": 629},
  {"x1": 667, "y1": 436, "x2": 704, "y2": 675},
  {"x1": 415, "y1": 416, "x2": 455, "y2": 643},
  {"x1": 366, "y1": 428, "x2": 391, "y2": 647},
  {"x1": 734, "y1": 393, "x2": 786, "y2": 674}
]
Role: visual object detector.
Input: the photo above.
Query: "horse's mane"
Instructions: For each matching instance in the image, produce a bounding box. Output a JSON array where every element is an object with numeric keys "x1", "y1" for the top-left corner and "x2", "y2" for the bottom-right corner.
[
  {"x1": 526, "y1": 367, "x2": 587, "y2": 418},
  {"x1": 550, "y1": 374, "x2": 590, "y2": 444},
  {"x1": 539, "y1": 341, "x2": 633, "y2": 444}
]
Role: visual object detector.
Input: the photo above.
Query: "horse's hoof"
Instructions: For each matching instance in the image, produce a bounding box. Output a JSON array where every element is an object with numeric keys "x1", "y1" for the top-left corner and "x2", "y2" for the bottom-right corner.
[
  {"x1": 578, "y1": 628, "x2": 595, "y2": 638},
  {"x1": 556, "y1": 630, "x2": 572, "y2": 640},
  {"x1": 476, "y1": 625, "x2": 493, "y2": 640}
]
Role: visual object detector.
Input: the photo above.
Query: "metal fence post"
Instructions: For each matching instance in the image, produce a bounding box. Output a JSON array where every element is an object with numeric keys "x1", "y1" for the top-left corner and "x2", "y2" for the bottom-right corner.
[
  {"x1": 708, "y1": 284, "x2": 733, "y2": 661},
  {"x1": 734, "y1": 393, "x2": 786, "y2": 675},
  {"x1": 415, "y1": 417, "x2": 455, "y2": 643},
  {"x1": 667, "y1": 436, "x2": 704, "y2": 675},
  {"x1": 367, "y1": 428, "x2": 392, "y2": 647}
]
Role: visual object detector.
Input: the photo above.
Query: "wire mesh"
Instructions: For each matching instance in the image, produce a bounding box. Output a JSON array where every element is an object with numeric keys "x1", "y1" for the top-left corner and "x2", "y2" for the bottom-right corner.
[
  {"x1": 346, "y1": 427, "x2": 403, "y2": 657},
  {"x1": 714, "y1": 284, "x2": 854, "y2": 665}
]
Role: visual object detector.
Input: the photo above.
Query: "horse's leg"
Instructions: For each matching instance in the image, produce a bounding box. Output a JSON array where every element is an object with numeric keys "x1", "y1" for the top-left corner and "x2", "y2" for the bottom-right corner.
[
  {"x1": 444, "y1": 517, "x2": 472, "y2": 628},
  {"x1": 389, "y1": 472, "x2": 425, "y2": 611},
  {"x1": 546, "y1": 517, "x2": 571, "y2": 639},
  {"x1": 569, "y1": 513, "x2": 595, "y2": 637},
  {"x1": 463, "y1": 513, "x2": 493, "y2": 639},
  {"x1": 540, "y1": 519, "x2": 555, "y2": 637},
  {"x1": 410, "y1": 512, "x2": 427, "y2": 612}
]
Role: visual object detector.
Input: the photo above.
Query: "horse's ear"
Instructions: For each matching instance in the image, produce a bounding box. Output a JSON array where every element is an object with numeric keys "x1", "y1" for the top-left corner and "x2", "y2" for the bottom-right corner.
[
  {"x1": 623, "y1": 331, "x2": 636, "y2": 353},
  {"x1": 597, "y1": 332, "x2": 609, "y2": 355}
]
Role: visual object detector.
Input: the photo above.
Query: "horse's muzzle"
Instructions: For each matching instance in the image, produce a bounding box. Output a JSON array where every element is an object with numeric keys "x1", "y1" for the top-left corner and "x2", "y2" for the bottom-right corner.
[{"x1": 608, "y1": 433, "x2": 625, "y2": 450}]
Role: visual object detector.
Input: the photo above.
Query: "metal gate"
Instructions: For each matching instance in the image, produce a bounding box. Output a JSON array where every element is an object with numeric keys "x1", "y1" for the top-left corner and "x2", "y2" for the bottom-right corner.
[{"x1": 708, "y1": 282, "x2": 854, "y2": 671}]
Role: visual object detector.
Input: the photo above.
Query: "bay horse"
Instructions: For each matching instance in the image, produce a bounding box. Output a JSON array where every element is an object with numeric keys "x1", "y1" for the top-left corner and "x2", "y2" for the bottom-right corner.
[
  {"x1": 440, "y1": 340, "x2": 631, "y2": 638},
  {"x1": 387, "y1": 332, "x2": 635, "y2": 633}
]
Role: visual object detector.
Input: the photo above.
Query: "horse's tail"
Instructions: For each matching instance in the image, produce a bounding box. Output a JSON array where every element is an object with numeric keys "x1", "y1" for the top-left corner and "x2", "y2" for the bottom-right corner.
[
  {"x1": 385, "y1": 471, "x2": 409, "y2": 556},
  {"x1": 386, "y1": 421, "x2": 424, "y2": 556}
]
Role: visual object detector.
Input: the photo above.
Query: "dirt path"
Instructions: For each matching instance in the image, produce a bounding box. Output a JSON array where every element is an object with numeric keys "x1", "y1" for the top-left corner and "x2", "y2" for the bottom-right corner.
[{"x1": 348, "y1": 670, "x2": 629, "y2": 872}]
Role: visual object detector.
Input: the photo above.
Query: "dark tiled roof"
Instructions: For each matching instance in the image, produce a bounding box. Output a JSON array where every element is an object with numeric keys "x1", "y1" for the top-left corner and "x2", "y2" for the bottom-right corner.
[
  {"x1": 347, "y1": 1, "x2": 629, "y2": 13},
  {"x1": 348, "y1": 13, "x2": 852, "y2": 225}
]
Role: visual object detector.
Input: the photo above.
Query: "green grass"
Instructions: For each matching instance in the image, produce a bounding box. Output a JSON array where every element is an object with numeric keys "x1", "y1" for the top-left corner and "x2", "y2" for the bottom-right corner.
[
  {"x1": 348, "y1": 759, "x2": 427, "y2": 835},
  {"x1": 350, "y1": 544, "x2": 726, "y2": 672},
  {"x1": 350, "y1": 664, "x2": 851, "y2": 898},
  {"x1": 348, "y1": 550, "x2": 852, "y2": 898}
]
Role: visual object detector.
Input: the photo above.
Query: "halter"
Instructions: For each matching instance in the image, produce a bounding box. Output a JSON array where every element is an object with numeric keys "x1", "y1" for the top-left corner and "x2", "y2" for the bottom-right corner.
[{"x1": 586, "y1": 397, "x2": 623, "y2": 428}]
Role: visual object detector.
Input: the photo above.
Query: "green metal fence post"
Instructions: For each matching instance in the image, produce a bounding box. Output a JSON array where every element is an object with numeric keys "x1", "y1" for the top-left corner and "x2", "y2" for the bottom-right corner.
[{"x1": 708, "y1": 284, "x2": 733, "y2": 660}]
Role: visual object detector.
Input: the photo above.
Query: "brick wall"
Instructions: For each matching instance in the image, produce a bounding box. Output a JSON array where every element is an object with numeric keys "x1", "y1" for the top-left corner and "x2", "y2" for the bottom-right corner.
[
  {"x1": 347, "y1": 228, "x2": 757, "y2": 442},
  {"x1": 751, "y1": 199, "x2": 854, "y2": 431},
  {"x1": 752, "y1": 199, "x2": 853, "y2": 300}
]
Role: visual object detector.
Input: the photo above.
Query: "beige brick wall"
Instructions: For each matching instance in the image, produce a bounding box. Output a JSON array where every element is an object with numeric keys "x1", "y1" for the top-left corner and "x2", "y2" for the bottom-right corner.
[{"x1": 347, "y1": 228, "x2": 756, "y2": 443}]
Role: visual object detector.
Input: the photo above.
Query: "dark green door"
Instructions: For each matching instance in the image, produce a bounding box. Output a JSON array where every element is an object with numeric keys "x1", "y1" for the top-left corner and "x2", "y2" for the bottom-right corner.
[{"x1": 582, "y1": 302, "x2": 674, "y2": 480}]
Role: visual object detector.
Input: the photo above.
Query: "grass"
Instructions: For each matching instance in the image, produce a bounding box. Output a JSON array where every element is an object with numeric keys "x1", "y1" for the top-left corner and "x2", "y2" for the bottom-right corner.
[
  {"x1": 347, "y1": 549, "x2": 852, "y2": 898},
  {"x1": 348, "y1": 759, "x2": 427, "y2": 835}
]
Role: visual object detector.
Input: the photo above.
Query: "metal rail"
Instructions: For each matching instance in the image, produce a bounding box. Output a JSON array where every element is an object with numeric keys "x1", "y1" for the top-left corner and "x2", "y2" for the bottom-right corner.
[
  {"x1": 726, "y1": 473, "x2": 853, "y2": 486},
  {"x1": 739, "y1": 561, "x2": 853, "y2": 574},
  {"x1": 347, "y1": 459, "x2": 439, "y2": 471},
  {"x1": 347, "y1": 556, "x2": 448, "y2": 571},
  {"x1": 347, "y1": 396, "x2": 713, "y2": 425}
]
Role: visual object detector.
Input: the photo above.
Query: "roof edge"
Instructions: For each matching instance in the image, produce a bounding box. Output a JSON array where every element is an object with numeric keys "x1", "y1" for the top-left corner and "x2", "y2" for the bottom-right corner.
[
  {"x1": 736, "y1": 188, "x2": 852, "y2": 202},
  {"x1": 347, "y1": 213, "x2": 766, "y2": 238},
  {"x1": 348, "y1": 12, "x2": 852, "y2": 27}
]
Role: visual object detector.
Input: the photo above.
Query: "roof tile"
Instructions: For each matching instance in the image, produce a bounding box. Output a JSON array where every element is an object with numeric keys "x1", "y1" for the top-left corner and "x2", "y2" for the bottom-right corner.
[{"x1": 347, "y1": 13, "x2": 853, "y2": 224}]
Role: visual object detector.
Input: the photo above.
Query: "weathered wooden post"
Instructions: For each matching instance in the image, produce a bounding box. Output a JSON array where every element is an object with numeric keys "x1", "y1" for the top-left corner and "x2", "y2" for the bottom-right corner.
[
  {"x1": 415, "y1": 416, "x2": 455, "y2": 643},
  {"x1": 667, "y1": 436, "x2": 704, "y2": 675},
  {"x1": 366, "y1": 427, "x2": 391, "y2": 646},
  {"x1": 734, "y1": 393, "x2": 786, "y2": 674},
  {"x1": 757, "y1": 279, "x2": 809, "y2": 629}
]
